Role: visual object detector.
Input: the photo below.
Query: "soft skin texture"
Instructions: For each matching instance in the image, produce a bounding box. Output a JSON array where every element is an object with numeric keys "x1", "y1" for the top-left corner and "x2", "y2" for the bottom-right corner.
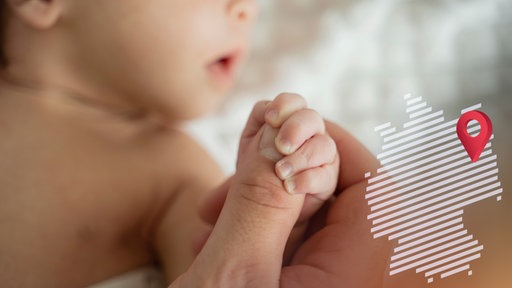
[
  {"x1": 2, "y1": 0, "x2": 256, "y2": 121},
  {"x1": 0, "y1": 93, "x2": 226, "y2": 286},
  {"x1": 0, "y1": 0, "x2": 258, "y2": 286},
  {"x1": 0, "y1": 0, "x2": 389, "y2": 287}
]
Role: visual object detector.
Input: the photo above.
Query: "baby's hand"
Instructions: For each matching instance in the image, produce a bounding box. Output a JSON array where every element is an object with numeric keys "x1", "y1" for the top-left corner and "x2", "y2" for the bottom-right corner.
[
  {"x1": 233, "y1": 93, "x2": 339, "y2": 219},
  {"x1": 233, "y1": 93, "x2": 340, "y2": 263},
  {"x1": 260, "y1": 93, "x2": 339, "y2": 222}
]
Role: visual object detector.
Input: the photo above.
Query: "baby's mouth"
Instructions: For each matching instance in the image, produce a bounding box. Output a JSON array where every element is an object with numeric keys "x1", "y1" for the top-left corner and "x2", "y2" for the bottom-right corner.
[{"x1": 207, "y1": 51, "x2": 241, "y2": 88}]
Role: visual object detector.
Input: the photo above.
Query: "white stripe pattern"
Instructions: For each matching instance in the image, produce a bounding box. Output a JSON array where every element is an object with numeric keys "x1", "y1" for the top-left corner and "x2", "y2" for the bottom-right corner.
[{"x1": 365, "y1": 96, "x2": 503, "y2": 283}]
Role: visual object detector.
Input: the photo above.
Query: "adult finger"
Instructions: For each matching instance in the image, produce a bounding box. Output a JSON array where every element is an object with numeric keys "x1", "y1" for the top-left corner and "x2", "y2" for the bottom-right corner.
[{"x1": 180, "y1": 126, "x2": 305, "y2": 288}]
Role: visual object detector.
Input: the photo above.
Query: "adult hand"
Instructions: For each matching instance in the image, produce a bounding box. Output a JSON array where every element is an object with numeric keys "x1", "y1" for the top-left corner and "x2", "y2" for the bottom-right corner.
[
  {"x1": 279, "y1": 121, "x2": 392, "y2": 287},
  {"x1": 194, "y1": 119, "x2": 392, "y2": 287}
]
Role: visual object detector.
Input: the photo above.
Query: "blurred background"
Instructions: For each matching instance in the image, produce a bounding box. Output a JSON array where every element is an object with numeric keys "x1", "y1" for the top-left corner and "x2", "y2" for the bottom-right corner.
[{"x1": 185, "y1": 0, "x2": 511, "y2": 287}]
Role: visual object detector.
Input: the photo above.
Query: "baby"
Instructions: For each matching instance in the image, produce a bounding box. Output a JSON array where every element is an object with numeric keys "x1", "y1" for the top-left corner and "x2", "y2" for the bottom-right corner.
[{"x1": 0, "y1": 0, "x2": 342, "y2": 287}]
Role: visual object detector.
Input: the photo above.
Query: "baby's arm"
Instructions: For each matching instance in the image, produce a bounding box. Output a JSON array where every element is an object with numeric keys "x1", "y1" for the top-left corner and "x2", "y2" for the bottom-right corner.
[{"x1": 151, "y1": 132, "x2": 226, "y2": 282}]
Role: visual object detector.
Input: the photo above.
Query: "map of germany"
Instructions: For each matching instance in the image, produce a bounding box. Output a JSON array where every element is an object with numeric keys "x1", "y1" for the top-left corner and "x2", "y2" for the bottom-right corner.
[{"x1": 365, "y1": 94, "x2": 503, "y2": 284}]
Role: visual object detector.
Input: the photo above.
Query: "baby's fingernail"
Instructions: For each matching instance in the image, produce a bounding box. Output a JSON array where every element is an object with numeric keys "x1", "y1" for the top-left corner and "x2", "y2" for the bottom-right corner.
[
  {"x1": 284, "y1": 179, "x2": 296, "y2": 194},
  {"x1": 277, "y1": 138, "x2": 294, "y2": 155},
  {"x1": 276, "y1": 161, "x2": 293, "y2": 179},
  {"x1": 266, "y1": 109, "x2": 279, "y2": 124}
]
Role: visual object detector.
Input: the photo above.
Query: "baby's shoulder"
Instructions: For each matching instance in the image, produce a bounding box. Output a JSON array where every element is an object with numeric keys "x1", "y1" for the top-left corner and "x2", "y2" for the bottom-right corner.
[
  {"x1": 0, "y1": 91, "x2": 226, "y2": 285},
  {"x1": 155, "y1": 128, "x2": 225, "y2": 188}
]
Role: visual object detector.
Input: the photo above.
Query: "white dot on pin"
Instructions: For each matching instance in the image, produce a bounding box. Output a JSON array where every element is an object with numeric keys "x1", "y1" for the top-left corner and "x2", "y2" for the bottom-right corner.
[{"x1": 467, "y1": 120, "x2": 481, "y2": 137}]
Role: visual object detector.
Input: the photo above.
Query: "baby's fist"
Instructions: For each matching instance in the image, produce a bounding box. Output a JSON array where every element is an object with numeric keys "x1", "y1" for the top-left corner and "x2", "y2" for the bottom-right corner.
[{"x1": 264, "y1": 93, "x2": 340, "y2": 221}]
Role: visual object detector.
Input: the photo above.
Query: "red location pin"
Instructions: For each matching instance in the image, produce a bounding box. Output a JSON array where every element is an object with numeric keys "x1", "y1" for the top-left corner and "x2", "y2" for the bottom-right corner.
[{"x1": 456, "y1": 110, "x2": 493, "y2": 162}]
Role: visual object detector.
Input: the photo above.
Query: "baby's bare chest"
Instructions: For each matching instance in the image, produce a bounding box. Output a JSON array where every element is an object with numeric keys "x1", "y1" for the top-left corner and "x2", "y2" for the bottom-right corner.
[{"x1": 0, "y1": 117, "x2": 185, "y2": 286}]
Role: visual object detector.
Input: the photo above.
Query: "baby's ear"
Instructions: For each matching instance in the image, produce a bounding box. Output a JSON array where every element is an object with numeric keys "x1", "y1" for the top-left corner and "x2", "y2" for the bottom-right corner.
[{"x1": 6, "y1": 0, "x2": 62, "y2": 29}]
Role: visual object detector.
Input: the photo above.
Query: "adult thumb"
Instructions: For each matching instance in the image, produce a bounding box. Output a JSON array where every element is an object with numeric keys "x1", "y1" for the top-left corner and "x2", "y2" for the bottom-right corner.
[{"x1": 178, "y1": 124, "x2": 305, "y2": 288}]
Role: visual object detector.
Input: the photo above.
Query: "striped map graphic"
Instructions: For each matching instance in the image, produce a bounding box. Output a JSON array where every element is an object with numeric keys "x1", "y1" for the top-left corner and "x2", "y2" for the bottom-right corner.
[{"x1": 364, "y1": 94, "x2": 503, "y2": 283}]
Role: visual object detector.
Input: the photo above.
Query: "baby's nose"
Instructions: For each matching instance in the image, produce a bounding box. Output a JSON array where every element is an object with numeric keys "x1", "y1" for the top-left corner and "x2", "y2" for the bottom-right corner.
[{"x1": 228, "y1": 0, "x2": 259, "y2": 24}]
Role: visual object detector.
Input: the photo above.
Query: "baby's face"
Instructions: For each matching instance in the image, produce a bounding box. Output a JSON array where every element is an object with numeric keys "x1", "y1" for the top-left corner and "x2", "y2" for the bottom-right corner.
[{"x1": 65, "y1": 0, "x2": 257, "y2": 120}]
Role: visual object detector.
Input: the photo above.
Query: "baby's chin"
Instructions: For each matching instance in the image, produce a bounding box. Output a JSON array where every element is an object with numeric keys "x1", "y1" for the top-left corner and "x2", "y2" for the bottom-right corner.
[{"x1": 160, "y1": 90, "x2": 230, "y2": 123}]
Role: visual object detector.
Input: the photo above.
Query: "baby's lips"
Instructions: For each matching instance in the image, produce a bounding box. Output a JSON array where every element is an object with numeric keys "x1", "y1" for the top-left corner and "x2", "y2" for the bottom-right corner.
[{"x1": 259, "y1": 124, "x2": 283, "y2": 162}]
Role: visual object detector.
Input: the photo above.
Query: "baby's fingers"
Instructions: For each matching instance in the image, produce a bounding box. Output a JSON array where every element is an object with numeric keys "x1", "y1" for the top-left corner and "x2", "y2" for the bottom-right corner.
[
  {"x1": 265, "y1": 93, "x2": 307, "y2": 127},
  {"x1": 282, "y1": 163, "x2": 338, "y2": 198},
  {"x1": 275, "y1": 134, "x2": 337, "y2": 180},
  {"x1": 275, "y1": 109, "x2": 325, "y2": 155}
]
